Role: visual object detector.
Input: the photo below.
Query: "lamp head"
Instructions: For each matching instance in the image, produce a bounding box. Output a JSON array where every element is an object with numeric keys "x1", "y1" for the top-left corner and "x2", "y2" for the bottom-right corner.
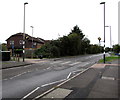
[
  {"x1": 100, "y1": 2, "x2": 105, "y2": 4},
  {"x1": 30, "y1": 26, "x2": 34, "y2": 28},
  {"x1": 24, "y1": 2, "x2": 28, "y2": 5}
]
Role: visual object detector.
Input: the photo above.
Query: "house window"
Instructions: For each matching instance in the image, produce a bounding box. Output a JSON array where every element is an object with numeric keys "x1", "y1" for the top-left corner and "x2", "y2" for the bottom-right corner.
[
  {"x1": 34, "y1": 42, "x2": 36, "y2": 45},
  {"x1": 10, "y1": 41, "x2": 14, "y2": 45},
  {"x1": 19, "y1": 40, "x2": 23, "y2": 44}
]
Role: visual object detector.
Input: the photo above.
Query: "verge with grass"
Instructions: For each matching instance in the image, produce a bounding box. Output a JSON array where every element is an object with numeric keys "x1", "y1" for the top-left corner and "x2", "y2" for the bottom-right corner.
[{"x1": 98, "y1": 55, "x2": 120, "y2": 63}]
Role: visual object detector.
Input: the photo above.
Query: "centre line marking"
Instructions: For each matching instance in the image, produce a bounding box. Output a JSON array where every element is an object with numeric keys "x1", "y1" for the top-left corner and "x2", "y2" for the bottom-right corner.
[
  {"x1": 50, "y1": 61, "x2": 63, "y2": 64},
  {"x1": 61, "y1": 61, "x2": 71, "y2": 65},
  {"x1": 21, "y1": 87, "x2": 40, "y2": 100}
]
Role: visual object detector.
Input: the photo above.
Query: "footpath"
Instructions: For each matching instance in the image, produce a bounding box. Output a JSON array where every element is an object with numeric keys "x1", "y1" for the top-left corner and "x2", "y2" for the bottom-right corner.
[
  {"x1": 36, "y1": 60, "x2": 120, "y2": 99},
  {"x1": 1, "y1": 58, "x2": 46, "y2": 69}
]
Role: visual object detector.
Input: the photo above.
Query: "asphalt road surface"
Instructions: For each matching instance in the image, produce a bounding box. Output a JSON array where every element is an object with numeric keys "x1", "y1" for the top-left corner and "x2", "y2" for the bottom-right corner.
[{"x1": 2, "y1": 54, "x2": 109, "y2": 99}]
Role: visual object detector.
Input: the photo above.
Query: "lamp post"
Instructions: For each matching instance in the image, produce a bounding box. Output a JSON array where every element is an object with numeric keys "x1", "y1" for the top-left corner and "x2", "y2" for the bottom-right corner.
[
  {"x1": 23, "y1": 2, "x2": 28, "y2": 62},
  {"x1": 100, "y1": 2, "x2": 106, "y2": 64},
  {"x1": 105, "y1": 26, "x2": 112, "y2": 49},
  {"x1": 30, "y1": 26, "x2": 34, "y2": 58}
]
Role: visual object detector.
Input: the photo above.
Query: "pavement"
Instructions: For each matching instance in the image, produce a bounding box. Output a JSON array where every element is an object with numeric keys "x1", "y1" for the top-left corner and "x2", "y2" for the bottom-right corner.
[
  {"x1": 1, "y1": 58, "x2": 47, "y2": 69},
  {"x1": 35, "y1": 60, "x2": 120, "y2": 99}
]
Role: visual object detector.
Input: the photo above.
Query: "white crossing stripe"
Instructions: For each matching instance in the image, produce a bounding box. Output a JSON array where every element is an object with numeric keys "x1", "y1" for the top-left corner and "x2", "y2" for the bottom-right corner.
[
  {"x1": 50, "y1": 61, "x2": 63, "y2": 64},
  {"x1": 69, "y1": 62, "x2": 81, "y2": 66},
  {"x1": 61, "y1": 61, "x2": 71, "y2": 65}
]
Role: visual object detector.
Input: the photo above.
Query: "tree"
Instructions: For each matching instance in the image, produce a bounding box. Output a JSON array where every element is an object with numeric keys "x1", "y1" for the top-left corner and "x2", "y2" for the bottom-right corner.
[
  {"x1": 70, "y1": 25, "x2": 85, "y2": 39},
  {"x1": 2, "y1": 43, "x2": 7, "y2": 51},
  {"x1": 113, "y1": 44, "x2": 120, "y2": 53},
  {"x1": 59, "y1": 36, "x2": 70, "y2": 56},
  {"x1": 35, "y1": 25, "x2": 104, "y2": 58}
]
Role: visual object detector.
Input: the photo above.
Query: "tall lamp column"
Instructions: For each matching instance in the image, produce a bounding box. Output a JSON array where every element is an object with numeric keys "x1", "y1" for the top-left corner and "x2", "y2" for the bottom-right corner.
[
  {"x1": 100, "y1": 2, "x2": 106, "y2": 64},
  {"x1": 30, "y1": 26, "x2": 34, "y2": 58},
  {"x1": 23, "y1": 2, "x2": 28, "y2": 62},
  {"x1": 105, "y1": 26, "x2": 112, "y2": 49}
]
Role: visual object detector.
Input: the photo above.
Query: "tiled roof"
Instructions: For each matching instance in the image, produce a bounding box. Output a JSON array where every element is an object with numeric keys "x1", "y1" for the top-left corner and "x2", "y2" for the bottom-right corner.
[{"x1": 6, "y1": 32, "x2": 45, "y2": 44}]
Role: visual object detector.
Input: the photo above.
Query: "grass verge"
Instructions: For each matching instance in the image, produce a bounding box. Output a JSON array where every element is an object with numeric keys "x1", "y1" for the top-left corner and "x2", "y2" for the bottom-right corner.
[{"x1": 98, "y1": 55, "x2": 120, "y2": 63}]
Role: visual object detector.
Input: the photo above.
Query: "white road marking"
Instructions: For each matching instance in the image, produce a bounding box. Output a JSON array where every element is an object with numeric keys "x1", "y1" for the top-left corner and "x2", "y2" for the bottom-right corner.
[
  {"x1": 3, "y1": 65, "x2": 32, "y2": 70},
  {"x1": 41, "y1": 79, "x2": 66, "y2": 87},
  {"x1": 46, "y1": 67, "x2": 51, "y2": 70},
  {"x1": 72, "y1": 69, "x2": 85, "y2": 74},
  {"x1": 27, "y1": 70, "x2": 32, "y2": 73},
  {"x1": 6, "y1": 71, "x2": 29, "y2": 80},
  {"x1": 101, "y1": 76, "x2": 115, "y2": 80},
  {"x1": 67, "y1": 72, "x2": 72, "y2": 79},
  {"x1": 33, "y1": 87, "x2": 55, "y2": 100},
  {"x1": 69, "y1": 62, "x2": 81, "y2": 66},
  {"x1": 3, "y1": 66, "x2": 21, "y2": 70},
  {"x1": 50, "y1": 61, "x2": 63, "y2": 64},
  {"x1": 23, "y1": 65, "x2": 31, "y2": 68},
  {"x1": 61, "y1": 61, "x2": 71, "y2": 65},
  {"x1": 34, "y1": 67, "x2": 91, "y2": 99},
  {"x1": 21, "y1": 87, "x2": 40, "y2": 100},
  {"x1": 3, "y1": 78, "x2": 8, "y2": 81},
  {"x1": 9, "y1": 73, "x2": 23, "y2": 79}
]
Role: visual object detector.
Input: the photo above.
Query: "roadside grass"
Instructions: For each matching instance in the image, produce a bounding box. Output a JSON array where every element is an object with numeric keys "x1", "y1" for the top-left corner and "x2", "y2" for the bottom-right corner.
[{"x1": 99, "y1": 55, "x2": 120, "y2": 63}]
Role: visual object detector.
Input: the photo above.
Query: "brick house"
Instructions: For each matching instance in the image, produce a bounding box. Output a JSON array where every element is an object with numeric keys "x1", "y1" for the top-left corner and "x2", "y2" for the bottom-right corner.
[{"x1": 6, "y1": 32, "x2": 46, "y2": 57}]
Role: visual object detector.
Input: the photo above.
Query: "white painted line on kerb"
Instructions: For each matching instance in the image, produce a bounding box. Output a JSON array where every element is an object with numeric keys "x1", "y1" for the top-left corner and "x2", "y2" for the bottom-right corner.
[
  {"x1": 21, "y1": 87, "x2": 40, "y2": 100},
  {"x1": 61, "y1": 61, "x2": 71, "y2": 65},
  {"x1": 69, "y1": 62, "x2": 81, "y2": 66}
]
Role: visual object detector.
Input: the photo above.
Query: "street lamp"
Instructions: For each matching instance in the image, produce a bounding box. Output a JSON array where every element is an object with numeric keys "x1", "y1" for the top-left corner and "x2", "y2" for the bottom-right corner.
[
  {"x1": 30, "y1": 26, "x2": 34, "y2": 58},
  {"x1": 23, "y1": 2, "x2": 28, "y2": 62},
  {"x1": 105, "y1": 26, "x2": 112, "y2": 48},
  {"x1": 100, "y1": 2, "x2": 106, "y2": 64}
]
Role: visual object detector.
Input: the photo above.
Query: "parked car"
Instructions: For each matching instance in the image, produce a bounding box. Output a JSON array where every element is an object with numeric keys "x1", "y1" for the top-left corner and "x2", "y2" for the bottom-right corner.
[
  {"x1": 115, "y1": 53, "x2": 120, "y2": 56},
  {"x1": 38, "y1": 55, "x2": 43, "y2": 59}
]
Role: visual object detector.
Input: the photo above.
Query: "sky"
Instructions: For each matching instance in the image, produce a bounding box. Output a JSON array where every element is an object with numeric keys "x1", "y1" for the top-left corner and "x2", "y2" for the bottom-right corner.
[{"x1": 0, "y1": 0, "x2": 119, "y2": 47}]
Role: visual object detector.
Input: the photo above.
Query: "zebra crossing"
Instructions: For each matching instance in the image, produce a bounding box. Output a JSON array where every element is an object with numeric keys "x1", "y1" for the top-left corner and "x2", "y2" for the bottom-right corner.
[{"x1": 49, "y1": 60, "x2": 94, "y2": 67}]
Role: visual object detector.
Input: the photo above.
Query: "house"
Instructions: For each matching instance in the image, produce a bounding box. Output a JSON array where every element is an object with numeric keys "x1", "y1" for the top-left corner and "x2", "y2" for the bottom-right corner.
[{"x1": 6, "y1": 32, "x2": 46, "y2": 57}]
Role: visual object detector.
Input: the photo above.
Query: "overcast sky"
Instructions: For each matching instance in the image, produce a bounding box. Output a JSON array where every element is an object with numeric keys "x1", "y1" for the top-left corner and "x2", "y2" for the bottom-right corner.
[{"x1": 0, "y1": 0, "x2": 119, "y2": 47}]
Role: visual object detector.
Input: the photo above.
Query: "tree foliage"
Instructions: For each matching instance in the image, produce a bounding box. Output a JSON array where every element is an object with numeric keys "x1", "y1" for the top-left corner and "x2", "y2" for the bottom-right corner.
[
  {"x1": 35, "y1": 25, "x2": 103, "y2": 58},
  {"x1": 2, "y1": 43, "x2": 7, "y2": 51},
  {"x1": 113, "y1": 44, "x2": 120, "y2": 53}
]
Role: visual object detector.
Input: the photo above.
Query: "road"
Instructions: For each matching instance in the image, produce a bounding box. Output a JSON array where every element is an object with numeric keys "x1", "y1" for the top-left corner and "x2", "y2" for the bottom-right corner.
[{"x1": 2, "y1": 54, "x2": 108, "y2": 99}]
